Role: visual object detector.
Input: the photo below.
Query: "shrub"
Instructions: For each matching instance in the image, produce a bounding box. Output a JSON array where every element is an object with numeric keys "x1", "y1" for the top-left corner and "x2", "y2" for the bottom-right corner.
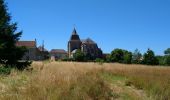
[
  {"x1": 95, "y1": 58, "x2": 104, "y2": 65},
  {"x1": 73, "y1": 49, "x2": 85, "y2": 62},
  {"x1": 0, "y1": 66, "x2": 12, "y2": 75}
]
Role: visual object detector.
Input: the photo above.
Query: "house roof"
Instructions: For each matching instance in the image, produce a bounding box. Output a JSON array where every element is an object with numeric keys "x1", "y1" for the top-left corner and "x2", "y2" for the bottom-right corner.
[
  {"x1": 16, "y1": 41, "x2": 36, "y2": 48},
  {"x1": 50, "y1": 49, "x2": 67, "y2": 54}
]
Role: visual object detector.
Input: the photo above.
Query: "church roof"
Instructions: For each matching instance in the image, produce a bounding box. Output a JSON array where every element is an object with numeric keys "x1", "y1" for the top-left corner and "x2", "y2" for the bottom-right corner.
[
  {"x1": 81, "y1": 38, "x2": 96, "y2": 44},
  {"x1": 72, "y1": 28, "x2": 77, "y2": 35},
  {"x1": 70, "y1": 28, "x2": 80, "y2": 40}
]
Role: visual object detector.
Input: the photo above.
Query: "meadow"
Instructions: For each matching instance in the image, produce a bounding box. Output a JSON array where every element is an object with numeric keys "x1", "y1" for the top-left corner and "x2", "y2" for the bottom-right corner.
[{"x1": 0, "y1": 62, "x2": 170, "y2": 100}]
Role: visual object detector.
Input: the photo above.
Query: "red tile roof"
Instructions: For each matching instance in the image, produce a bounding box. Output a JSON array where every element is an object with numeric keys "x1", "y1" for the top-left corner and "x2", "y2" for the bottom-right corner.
[{"x1": 16, "y1": 41, "x2": 36, "y2": 48}]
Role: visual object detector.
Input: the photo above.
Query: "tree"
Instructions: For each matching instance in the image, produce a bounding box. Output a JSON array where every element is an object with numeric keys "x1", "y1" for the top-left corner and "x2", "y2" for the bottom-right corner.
[
  {"x1": 142, "y1": 49, "x2": 159, "y2": 65},
  {"x1": 132, "y1": 49, "x2": 142, "y2": 64},
  {"x1": 110, "y1": 49, "x2": 124, "y2": 63},
  {"x1": 164, "y1": 56, "x2": 170, "y2": 66},
  {"x1": 123, "y1": 51, "x2": 132, "y2": 64},
  {"x1": 164, "y1": 48, "x2": 170, "y2": 55},
  {"x1": 110, "y1": 49, "x2": 132, "y2": 64},
  {"x1": 164, "y1": 48, "x2": 170, "y2": 66},
  {"x1": 73, "y1": 49, "x2": 85, "y2": 62},
  {"x1": 0, "y1": 0, "x2": 30, "y2": 69}
]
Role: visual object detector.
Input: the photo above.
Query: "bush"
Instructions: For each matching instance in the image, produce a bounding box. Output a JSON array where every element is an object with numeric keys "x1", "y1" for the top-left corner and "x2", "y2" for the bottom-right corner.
[
  {"x1": 95, "y1": 58, "x2": 104, "y2": 65},
  {"x1": 15, "y1": 61, "x2": 32, "y2": 70},
  {"x1": 73, "y1": 49, "x2": 85, "y2": 62},
  {"x1": 0, "y1": 66, "x2": 12, "y2": 75}
]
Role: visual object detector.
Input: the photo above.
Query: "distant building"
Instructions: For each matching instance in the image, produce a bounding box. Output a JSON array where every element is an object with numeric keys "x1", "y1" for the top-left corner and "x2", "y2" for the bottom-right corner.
[
  {"x1": 68, "y1": 28, "x2": 102, "y2": 59},
  {"x1": 16, "y1": 40, "x2": 38, "y2": 60},
  {"x1": 50, "y1": 49, "x2": 67, "y2": 60},
  {"x1": 16, "y1": 40, "x2": 45, "y2": 60}
]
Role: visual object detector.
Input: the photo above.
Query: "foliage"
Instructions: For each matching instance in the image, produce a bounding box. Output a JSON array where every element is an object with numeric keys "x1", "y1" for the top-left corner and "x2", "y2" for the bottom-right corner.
[
  {"x1": 156, "y1": 56, "x2": 165, "y2": 65},
  {"x1": 164, "y1": 55, "x2": 170, "y2": 66},
  {"x1": 105, "y1": 54, "x2": 111, "y2": 62},
  {"x1": 164, "y1": 48, "x2": 170, "y2": 55},
  {"x1": 142, "y1": 49, "x2": 159, "y2": 65},
  {"x1": 0, "y1": 66, "x2": 11, "y2": 75},
  {"x1": 110, "y1": 49, "x2": 132, "y2": 64},
  {"x1": 0, "y1": 0, "x2": 30, "y2": 68},
  {"x1": 123, "y1": 50, "x2": 132, "y2": 64},
  {"x1": 110, "y1": 49, "x2": 124, "y2": 63},
  {"x1": 132, "y1": 49, "x2": 142, "y2": 64},
  {"x1": 95, "y1": 58, "x2": 104, "y2": 65},
  {"x1": 73, "y1": 49, "x2": 85, "y2": 62}
]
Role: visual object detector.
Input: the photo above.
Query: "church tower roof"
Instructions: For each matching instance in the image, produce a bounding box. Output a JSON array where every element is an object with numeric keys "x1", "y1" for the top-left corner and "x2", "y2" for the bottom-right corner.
[
  {"x1": 72, "y1": 28, "x2": 77, "y2": 35},
  {"x1": 70, "y1": 28, "x2": 80, "y2": 40}
]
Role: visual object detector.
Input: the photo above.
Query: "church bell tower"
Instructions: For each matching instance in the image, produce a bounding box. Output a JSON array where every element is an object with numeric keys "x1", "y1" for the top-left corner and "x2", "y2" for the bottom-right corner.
[{"x1": 68, "y1": 28, "x2": 82, "y2": 58}]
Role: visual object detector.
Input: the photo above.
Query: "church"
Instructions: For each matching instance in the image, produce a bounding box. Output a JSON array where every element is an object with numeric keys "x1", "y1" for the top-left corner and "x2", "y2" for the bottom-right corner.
[{"x1": 68, "y1": 28, "x2": 103, "y2": 60}]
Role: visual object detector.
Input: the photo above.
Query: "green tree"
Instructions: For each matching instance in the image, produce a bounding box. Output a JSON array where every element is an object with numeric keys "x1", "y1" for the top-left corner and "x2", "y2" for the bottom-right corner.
[
  {"x1": 110, "y1": 49, "x2": 124, "y2": 63},
  {"x1": 164, "y1": 56, "x2": 170, "y2": 66},
  {"x1": 123, "y1": 51, "x2": 132, "y2": 64},
  {"x1": 142, "y1": 49, "x2": 159, "y2": 65},
  {"x1": 110, "y1": 49, "x2": 132, "y2": 64},
  {"x1": 73, "y1": 49, "x2": 85, "y2": 62},
  {"x1": 164, "y1": 48, "x2": 170, "y2": 55},
  {"x1": 156, "y1": 56, "x2": 166, "y2": 65},
  {"x1": 132, "y1": 49, "x2": 142, "y2": 64},
  {"x1": 164, "y1": 48, "x2": 170, "y2": 66},
  {"x1": 0, "y1": 0, "x2": 30, "y2": 69}
]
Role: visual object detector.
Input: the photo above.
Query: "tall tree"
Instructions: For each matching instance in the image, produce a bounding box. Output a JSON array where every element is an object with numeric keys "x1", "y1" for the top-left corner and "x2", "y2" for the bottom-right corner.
[
  {"x1": 142, "y1": 49, "x2": 159, "y2": 65},
  {"x1": 0, "y1": 0, "x2": 29, "y2": 68}
]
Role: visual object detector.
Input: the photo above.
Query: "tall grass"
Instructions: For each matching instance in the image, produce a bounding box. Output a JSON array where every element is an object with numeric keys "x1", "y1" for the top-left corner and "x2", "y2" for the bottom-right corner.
[
  {"x1": 0, "y1": 62, "x2": 170, "y2": 100},
  {"x1": 104, "y1": 63, "x2": 170, "y2": 100},
  {"x1": 0, "y1": 62, "x2": 115, "y2": 100}
]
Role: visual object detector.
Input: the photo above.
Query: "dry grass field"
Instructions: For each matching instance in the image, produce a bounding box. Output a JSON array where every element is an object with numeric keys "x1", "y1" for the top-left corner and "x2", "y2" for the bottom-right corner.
[{"x1": 0, "y1": 62, "x2": 170, "y2": 100}]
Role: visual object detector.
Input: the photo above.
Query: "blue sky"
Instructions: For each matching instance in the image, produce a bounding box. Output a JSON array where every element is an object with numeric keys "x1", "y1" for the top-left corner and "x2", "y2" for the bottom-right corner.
[{"x1": 6, "y1": 0, "x2": 170, "y2": 55}]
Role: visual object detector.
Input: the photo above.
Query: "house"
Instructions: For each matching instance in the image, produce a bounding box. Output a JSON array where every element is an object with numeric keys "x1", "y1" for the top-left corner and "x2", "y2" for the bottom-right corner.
[
  {"x1": 50, "y1": 49, "x2": 67, "y2": 60},
  {"x1": 16, "y1": 40, "x2": 44, "y2": 60},
  {"x1": 68, "y1": 28, "x2": 103, "y2": 59}
]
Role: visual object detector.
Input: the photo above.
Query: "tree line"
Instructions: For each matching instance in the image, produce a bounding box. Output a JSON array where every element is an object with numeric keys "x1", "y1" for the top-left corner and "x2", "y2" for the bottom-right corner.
[{"x1": 73, "y1": 48, "x2": 170, "y2": 66}]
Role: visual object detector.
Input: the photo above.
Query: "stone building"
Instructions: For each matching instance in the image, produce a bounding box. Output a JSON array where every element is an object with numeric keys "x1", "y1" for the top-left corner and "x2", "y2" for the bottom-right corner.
[
  {"x1": 16, "y1": 40, "x2": 44, "y2": 60},
  {"x1": 50, "y1": 49, "x2": 67, "y2": 60},
  {"x1": 68, "y1": 28, "x2": 102, "y2": 59}
]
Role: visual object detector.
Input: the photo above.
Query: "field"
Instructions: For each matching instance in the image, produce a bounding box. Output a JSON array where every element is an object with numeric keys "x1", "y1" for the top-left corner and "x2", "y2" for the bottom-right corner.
[{"x1": 0, "y1": 62, "x2": 170, "y2": 100}]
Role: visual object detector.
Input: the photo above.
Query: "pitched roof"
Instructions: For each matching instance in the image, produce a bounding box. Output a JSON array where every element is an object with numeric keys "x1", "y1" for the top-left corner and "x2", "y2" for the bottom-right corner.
[
  {"x1": 16, "y1": 41, "x2": 36, "y2": 48},
  {"x1": 72, "y1": 28, "x2": 77, "y2": 35},
  {"x1": 81, "y1": 38, "x2": 96, "y2": 44},
  {"x1": 50, "y1": 49, "x2": 67, "y2": 54},
  {"x1": 70, "y1": 28, "x2": 80, "y2": 40}
]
